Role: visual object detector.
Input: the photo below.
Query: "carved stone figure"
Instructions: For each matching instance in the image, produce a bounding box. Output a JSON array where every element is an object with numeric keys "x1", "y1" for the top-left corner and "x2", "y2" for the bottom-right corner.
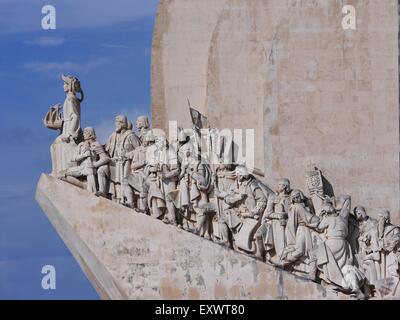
[
  {"x1": 124, "y1": 130, "x2": 158, "y2": 212},
  {"x1": 213, "y1": 163, "x2": 236, "y2": 243},
  {"x1": 146, "y1": 164, "x2": 166, "y2": 218},
  {"x1": 46, "y1": 75, "x2": 85, "y2": 176},
  {"x1": 145, "y1": 131, "x2": 169, "y2": 218},
  {"x1": 175, "y1": 158, "x2": 214, "y2": 234},
  {"x1": 191, "y1": 163, "x2": 214, "y2": 238},
  {"x1": 280, "y1": 189, "x2": 320, "y2": 280},
  {"x1": 60, "y1": 74, "x2": 84, "y2": 143},
  {"x1": 158, "y1": 141, "x2": 180, "y2": 226},
  {"x1": 378, "y1": 210, "x2": 400, "y2": 280},
  {"x1": 256, "y1": 179, "x2": 291, "y2": 263},
  {"x1": 353, "y1": 206, "x2": 380, "y2": 285},
  {"x1": 61, "y1": 127, "x2": 110, "y2": 195},
  {"x1": 171, "y1": 129, "x2": 199, "y2": 230},
  {"x1": 313, "y1": 197, "x2": 366, "y2": 297},
  {"x1": 105, "y1": 115, "x2": 140, "y2": 206},
  {"x1": 136, "y1": 115, "x2": 150, "y2": 143},
  {"x1": 219, "y1": 165, "x2": 267, "y2": 254}
]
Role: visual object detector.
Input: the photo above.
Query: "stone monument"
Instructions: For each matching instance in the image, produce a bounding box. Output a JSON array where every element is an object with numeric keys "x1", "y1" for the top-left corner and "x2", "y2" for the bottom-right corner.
[{"x1": 36, "y1": 0, "x2": 400, "y2": 300}]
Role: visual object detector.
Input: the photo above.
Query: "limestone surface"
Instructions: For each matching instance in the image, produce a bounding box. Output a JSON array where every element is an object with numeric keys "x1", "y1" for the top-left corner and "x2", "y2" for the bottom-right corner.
[
  {"x1": 35, "y1": 174, "x2": 349, "y2": 300},
  {"x1": 151, "y1": 0, "x2": 400, "y2": 224}
]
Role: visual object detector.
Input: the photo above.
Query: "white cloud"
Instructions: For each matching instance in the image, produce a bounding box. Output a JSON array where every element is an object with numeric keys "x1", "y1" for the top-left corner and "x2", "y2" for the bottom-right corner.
[
  {"x1": 0, "y1": 0, "x2": 159, "y2": 34},
  {"x1": 24, "y1": 36, "x2": 65, "y2": 47},
  {"x1": 0, "y1": 185, "x2": 33, "y2": 199},
  {"x1": 21, "y1": 57, "x2": 109, "y2": 75},
  {"x1": 98, "y1": 43, "x2": 130, "y2": 49}
]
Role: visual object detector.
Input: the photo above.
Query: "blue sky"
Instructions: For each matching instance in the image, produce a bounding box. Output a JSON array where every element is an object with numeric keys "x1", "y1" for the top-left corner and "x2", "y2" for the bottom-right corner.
[{"x1": 0, "y1": 0, "x2": 158, "y2": 299}]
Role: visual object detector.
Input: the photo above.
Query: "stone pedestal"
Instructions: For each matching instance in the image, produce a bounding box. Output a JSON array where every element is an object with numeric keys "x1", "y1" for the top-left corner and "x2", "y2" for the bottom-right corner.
[{"x1": 50, "y1": 136, "x2": 78, "y2": 176}]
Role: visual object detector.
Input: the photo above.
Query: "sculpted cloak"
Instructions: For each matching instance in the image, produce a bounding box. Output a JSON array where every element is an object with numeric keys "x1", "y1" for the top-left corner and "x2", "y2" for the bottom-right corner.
[{"x1": 62, "y1": 92, "x2": 81, "y2": 141}]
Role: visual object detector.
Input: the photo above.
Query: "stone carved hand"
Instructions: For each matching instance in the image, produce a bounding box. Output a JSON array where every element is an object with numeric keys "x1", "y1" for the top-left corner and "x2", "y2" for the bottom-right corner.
[
  {"x1": 242, "y1": 212, "x2": 253, "y2": 219},
  {"x1": 279, "y1": 212, "x2": 288, "y2": 220}
]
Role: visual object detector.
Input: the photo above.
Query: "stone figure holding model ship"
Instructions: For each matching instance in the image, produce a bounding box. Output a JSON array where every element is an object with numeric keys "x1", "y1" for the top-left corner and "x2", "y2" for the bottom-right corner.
[{"x1": 43, "y1": 74, "x2": 85, "y2": 175}]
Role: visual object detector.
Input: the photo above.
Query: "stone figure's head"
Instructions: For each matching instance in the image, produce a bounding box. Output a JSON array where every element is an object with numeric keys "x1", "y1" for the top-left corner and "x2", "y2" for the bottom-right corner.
[
  {"x1": 378, "y1": 210, "x2": 391, "y2": 237},
  {"x1": 115, "y1": 115, "x2": 128, "y2": 133},
  {"x1": 235, "y1": 165, "x2": 249, "y2": 182},
  {"x1": 62, "y1": 74, "x2": 82, "y2": 94},
  {"x1": 378, "y1": 210, "x2": 391, "y2": 224},
  {"x1": 277, "y1": 178, "x2": 290, "y2": 194},
  {"x1": 143, "y1": 130, "x2": 156, "y2": 146},
  {"x1": 320, "y1": 203, "x2": 336, "y2": 216},
  {"x1": 354, "y1": 206, "x2": 367, "y2": 222},
  {"x1": 83, "y1": 127, "x2": 96, "y2": 141},
  {"x1": 290, "y1": 189, "x2": 305, "y2": 204},
  {"x1": 385, "y1": 233, "x2": 400, "y2": 253},
  {"x1": 136, "y1": 116, "x2": 150, "y2": 131}
]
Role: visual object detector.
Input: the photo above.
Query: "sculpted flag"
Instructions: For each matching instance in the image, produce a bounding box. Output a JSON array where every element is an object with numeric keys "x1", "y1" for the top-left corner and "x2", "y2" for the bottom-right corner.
[{"x1": 189, "y1": 106, "x2": 209, "y2": 129}]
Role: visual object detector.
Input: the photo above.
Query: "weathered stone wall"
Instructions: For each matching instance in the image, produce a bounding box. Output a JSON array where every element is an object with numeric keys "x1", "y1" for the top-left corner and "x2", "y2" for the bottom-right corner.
[
  {"x1": 36, "y1": 174, "x2": 350, "y2": 300},
  {"x1": 151, "y1": 0, "x2": 400, "y2": 223},
  {"x1": 151, "y1": 0, "x2": 228, "y2": 131}
]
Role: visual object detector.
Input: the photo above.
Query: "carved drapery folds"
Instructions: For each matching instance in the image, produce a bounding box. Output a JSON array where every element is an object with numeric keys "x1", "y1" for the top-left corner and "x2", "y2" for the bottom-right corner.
[{"x1": 43, "y1": 77, "x2": 400, "y2": 299}]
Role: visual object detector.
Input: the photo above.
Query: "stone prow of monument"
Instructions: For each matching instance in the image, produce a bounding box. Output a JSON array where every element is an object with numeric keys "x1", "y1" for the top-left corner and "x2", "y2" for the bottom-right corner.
[{"x1": 36, "y1": 174, "x2": 352, "y2": 300}]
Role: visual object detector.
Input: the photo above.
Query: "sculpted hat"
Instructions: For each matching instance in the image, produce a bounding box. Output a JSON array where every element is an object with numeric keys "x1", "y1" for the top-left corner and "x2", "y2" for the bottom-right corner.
[
  {"x1": 290, "y1": 189, "x2": 305, "y2": 201},
  {"x1": 62, "y1": 74, "x2": 81, "y2": 92},
  {"x1": 235, "y1": 165, "x2": 249, "y2": 176}
]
